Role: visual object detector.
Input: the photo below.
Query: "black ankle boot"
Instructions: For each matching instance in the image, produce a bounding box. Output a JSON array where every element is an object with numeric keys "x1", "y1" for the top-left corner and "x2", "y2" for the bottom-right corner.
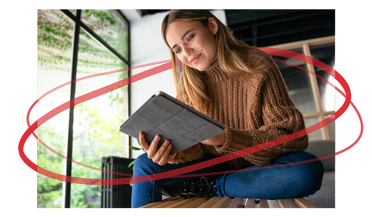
[
  {"x1": 177, "y1": 175, "x2": 219, "y2": 199},
  {"x1": 198, "y1": 176, "x2": 218, "y2": 198}
]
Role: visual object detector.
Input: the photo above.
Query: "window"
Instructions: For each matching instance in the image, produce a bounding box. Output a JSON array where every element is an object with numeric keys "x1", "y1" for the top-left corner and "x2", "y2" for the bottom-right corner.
[
  {"x1": 268, "y1": 36, "x2": 335, "y2": 142},
  {"x1": 37, "y1": 9, "x2": 130, "y2": 208}
]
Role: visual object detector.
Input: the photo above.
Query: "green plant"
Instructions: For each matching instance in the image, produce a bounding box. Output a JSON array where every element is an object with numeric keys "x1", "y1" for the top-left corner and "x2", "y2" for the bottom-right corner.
[{"x1": 127, "y1": 139, "x2": 145, "y2": 170}]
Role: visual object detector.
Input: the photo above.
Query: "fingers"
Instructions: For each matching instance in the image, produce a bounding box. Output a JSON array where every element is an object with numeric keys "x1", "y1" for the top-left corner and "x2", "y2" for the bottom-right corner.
[
  {"x1": 147, "y1": 134, "x2": 161, "y2": 159},
  {"x1": 153, "y1": 140, "x2": 171, "y2": 165},
  {"x1": 138, "y1": 132, "x2": 149, "y2": 151},
  {"x1": 158, "y1": 146, "x2": 177, "y2": 166},
  {"x1": 139, "y1": 132, "x2": 176, "y2": 166},
  {"x1": 168, "y1": 152, "x2": 177, "y2": 162}
]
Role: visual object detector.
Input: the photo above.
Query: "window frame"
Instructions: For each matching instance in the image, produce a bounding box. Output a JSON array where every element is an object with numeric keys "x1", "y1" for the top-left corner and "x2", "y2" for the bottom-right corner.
[
  {"x1": 268, "y1": 35, "x2": 336, "y2": 140},
  {"x1": 58, "y1": 9, "x2": 131, "y2": 208}
]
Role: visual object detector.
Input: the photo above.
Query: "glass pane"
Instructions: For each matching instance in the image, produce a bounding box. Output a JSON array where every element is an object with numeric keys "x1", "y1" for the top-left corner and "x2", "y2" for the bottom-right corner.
[
  {"x1": 70, "y1": 27, "x2": 129, "y2": 208},
  {"x1": 68, "y1": 9, "x2": 76, "y2": 16},
  {"x1": 81, "y1": 9, "x2": 129, "y2": 60},
  {"x1": 272, "y1": 48, "x2": 318, "y2": 114},
  {"x1": 304, "y1": 117, "x2": 323, "y2": 142},
  {"x1": 310, "y1": 43, "x2": 336, "y2": 112},
  {"x1": 37, "y1": 9, "x2": 74, "y2": 208}
]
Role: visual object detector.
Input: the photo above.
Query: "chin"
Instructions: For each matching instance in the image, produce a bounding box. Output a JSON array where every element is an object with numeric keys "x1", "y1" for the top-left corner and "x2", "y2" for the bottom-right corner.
[
  {"x1": 185, "y1": 61, "x2": 208, "y2": 72},
  {"x1": 186, "y1": 64, "x2": 204, "y2": 72},
  {"x1": 195, "y1": 66, "x2": 205, "y2": 71},
  {"x1": 195, "y1": 64, "x2": 208, "y2": 72}
]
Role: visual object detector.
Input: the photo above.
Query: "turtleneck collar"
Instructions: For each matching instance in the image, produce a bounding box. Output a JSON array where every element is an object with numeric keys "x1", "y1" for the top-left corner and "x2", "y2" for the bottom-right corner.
[{"x1": 201, "y1": 57, "x2": 231, "y2": 82}]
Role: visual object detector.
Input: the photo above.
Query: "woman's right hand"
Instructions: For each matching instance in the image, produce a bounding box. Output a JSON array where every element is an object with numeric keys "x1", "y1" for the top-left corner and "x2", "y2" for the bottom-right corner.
[{"x1": 139, "y1": 132, "x2": 177, "y2": 166}]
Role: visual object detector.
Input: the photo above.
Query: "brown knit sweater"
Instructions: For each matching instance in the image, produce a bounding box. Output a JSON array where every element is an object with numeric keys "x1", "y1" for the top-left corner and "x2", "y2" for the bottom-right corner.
[{"x1": 170, "y1": 47, "x2": 308, "y2": 168}]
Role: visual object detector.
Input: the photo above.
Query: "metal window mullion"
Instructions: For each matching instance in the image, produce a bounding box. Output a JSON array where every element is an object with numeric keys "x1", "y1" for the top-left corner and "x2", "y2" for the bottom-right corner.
[
  {"x1": 64, "y1": 9, "x2": 81, "y2": 208},
  {"x1": 116, "y1": 9, "x2": 131, "y2": 158},
  {"x1": 59, "y1": 9, "x2": 131, "y2": 206},
  {"x1": 79, "y1": 22, "x2": 129, "y2": 66},
  {"x1": 61, "y1": 9, "x2": 129, "y2": 66},
  {"x1": 63, "y1": 9, "x2": 131, "y2": 157}
]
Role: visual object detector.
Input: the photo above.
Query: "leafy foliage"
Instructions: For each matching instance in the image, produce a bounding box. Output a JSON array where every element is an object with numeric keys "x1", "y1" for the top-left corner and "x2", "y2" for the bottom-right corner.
[
  {"x1": 37, "y1": 9, "x2": 129, "y2": 208},
  {"x1": 128, "y1": 140, "x2": 145, "y2": 171}
]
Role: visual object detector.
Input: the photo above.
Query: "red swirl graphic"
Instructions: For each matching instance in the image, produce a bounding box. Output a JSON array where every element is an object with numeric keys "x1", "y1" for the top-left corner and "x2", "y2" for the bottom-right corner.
[{"x1": 19, "y1": 48, "x2": 362, "y2": 185}]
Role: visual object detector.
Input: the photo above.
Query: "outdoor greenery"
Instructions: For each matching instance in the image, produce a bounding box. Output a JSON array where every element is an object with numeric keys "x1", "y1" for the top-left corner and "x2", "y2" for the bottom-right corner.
[{"x1": 37, "y1": 9, "x2": 129, "y2": 208}]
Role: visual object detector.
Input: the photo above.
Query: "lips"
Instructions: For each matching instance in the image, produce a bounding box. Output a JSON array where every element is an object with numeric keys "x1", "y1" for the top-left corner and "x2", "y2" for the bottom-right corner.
[{"x1": 190, "y1": 54, "x2": 201, "y2": 64}]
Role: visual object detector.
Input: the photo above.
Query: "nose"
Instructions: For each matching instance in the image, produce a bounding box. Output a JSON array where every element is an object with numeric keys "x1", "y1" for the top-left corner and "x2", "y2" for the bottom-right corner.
[{"x1": 182, "y1": 45, "x2": 193, "y2": 58}]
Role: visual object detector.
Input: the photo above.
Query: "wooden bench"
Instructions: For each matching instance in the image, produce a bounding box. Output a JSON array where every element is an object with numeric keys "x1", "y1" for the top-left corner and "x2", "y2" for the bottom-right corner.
[{"x1": 139, "y1": 196, "x2": 317, "y2": 208}]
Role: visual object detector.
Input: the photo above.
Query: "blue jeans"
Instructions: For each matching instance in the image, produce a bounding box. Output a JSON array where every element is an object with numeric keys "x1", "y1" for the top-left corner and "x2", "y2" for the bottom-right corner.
[{"x1": 131, "y1": 151, "x2": 324, "y2": 208}]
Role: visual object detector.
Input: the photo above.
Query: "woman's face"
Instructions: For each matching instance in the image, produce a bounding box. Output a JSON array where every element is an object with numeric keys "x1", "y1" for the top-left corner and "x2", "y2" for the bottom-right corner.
[{"x1": 165, "y1": 18, "x2": 218, "y2": 72}]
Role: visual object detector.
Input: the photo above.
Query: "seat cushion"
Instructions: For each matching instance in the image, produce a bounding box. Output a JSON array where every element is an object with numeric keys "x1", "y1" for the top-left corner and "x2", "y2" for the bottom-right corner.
[
  {"x1": 305, "y1": 171, "x2": 335, "y2": 208},
  {"x1": 306, "y1": 140, "x2": 335, "y2": 172}
]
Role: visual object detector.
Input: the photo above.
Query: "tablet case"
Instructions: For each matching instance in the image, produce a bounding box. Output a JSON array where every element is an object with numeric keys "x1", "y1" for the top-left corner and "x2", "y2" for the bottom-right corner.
[{"x1": 119, "y1": 91, "x2": 225, "y2": 154}]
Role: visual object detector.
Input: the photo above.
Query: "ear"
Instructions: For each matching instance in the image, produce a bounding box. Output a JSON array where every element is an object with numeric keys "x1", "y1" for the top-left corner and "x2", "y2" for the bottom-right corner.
[{"x1": 208, "y1": 17, "x2": 218, "y2": 35}]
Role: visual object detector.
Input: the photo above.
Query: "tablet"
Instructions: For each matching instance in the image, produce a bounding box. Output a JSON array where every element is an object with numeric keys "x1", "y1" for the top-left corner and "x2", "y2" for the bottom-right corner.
[{"x1": 119, "y1": 91, "x2": 225, "y2": 154}]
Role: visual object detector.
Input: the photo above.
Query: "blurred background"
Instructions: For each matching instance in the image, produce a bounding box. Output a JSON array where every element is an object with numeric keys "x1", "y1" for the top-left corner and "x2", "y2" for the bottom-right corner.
[{"x1": 37, "y1": 9, "x2": 335, "y2": 208}]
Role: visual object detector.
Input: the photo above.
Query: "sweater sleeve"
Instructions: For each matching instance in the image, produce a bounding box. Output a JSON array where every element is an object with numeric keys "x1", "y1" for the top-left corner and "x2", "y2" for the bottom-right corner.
[
  {"x1": 214, "y1": 49, "x2": 309, "y2": 165},
  {"x1": 167, "y1": 73, "x2": 205, "y2": 164}
]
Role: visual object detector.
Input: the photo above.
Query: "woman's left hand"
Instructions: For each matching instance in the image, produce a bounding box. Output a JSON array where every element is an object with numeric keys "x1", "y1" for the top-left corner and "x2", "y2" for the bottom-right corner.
[{"x1": 201, "y1": 132, "x2": 227, "y2": 146}]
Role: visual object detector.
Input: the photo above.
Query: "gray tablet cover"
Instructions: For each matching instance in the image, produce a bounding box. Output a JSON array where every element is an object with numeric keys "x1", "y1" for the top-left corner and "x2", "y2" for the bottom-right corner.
[{"x1": 119, "y1": 91, "x2": 225, "y2": 154}]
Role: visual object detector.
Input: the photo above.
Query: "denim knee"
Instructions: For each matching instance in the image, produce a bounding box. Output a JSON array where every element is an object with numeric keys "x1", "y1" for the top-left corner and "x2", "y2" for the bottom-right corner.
[
  {"x1": 283, "y1": 151, "x2": 325, "y2": 196},
  {"x1": 304, "y1": 152, "x2": 325, "y2": 192},
  {"x1": 292, "y1": 151, "x2": 324, "y2": 177},
  {"x1": 133, "y1": 152, "x2": 160, "y2": 176}
]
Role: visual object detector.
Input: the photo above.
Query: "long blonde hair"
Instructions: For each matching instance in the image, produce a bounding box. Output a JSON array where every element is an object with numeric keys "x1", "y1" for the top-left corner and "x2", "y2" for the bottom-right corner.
[{"x1": 161, "y1": 10, "x2": 257, "y2": 113}]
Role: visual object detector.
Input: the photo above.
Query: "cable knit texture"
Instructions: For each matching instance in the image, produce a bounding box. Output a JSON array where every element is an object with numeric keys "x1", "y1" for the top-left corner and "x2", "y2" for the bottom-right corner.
[{"x1": 169, "y1": 47, "x2": 308, "y2": 167}]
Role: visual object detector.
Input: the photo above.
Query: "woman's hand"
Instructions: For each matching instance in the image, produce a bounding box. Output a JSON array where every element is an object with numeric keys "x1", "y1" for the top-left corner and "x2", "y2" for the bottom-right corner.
[
  {"x1": 201, "y1": 132, "x2": 227, "y2": 146},
  {"x1": 139, "y1": 132, "x2": 177, "y2": 166}
]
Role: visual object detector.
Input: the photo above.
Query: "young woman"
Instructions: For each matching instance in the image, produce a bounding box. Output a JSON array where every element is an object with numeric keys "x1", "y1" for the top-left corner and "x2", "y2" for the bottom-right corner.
[{"x1": 131, "y1": 10, "x2": 324, "y2": 208}]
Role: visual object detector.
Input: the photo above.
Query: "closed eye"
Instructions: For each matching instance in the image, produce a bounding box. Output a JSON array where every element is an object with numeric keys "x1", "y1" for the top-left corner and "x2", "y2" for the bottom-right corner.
[
  {"x1": 186, "y1": 35, "x2": 194, "y2": 42},
  {"x1": 174, "y1": 34, "x2": 194, "y2": 54}
]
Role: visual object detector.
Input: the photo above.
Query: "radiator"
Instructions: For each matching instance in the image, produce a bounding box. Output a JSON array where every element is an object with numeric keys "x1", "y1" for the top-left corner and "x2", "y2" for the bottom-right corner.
[{"x1": 101, "y1": 156, "x2": 134, "y2": 208}]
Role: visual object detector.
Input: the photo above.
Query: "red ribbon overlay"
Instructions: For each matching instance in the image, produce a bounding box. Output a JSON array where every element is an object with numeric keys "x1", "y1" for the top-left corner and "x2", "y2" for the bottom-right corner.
[{"x1": 19, "y1": 48, "x2": 362, "y2": 185}]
